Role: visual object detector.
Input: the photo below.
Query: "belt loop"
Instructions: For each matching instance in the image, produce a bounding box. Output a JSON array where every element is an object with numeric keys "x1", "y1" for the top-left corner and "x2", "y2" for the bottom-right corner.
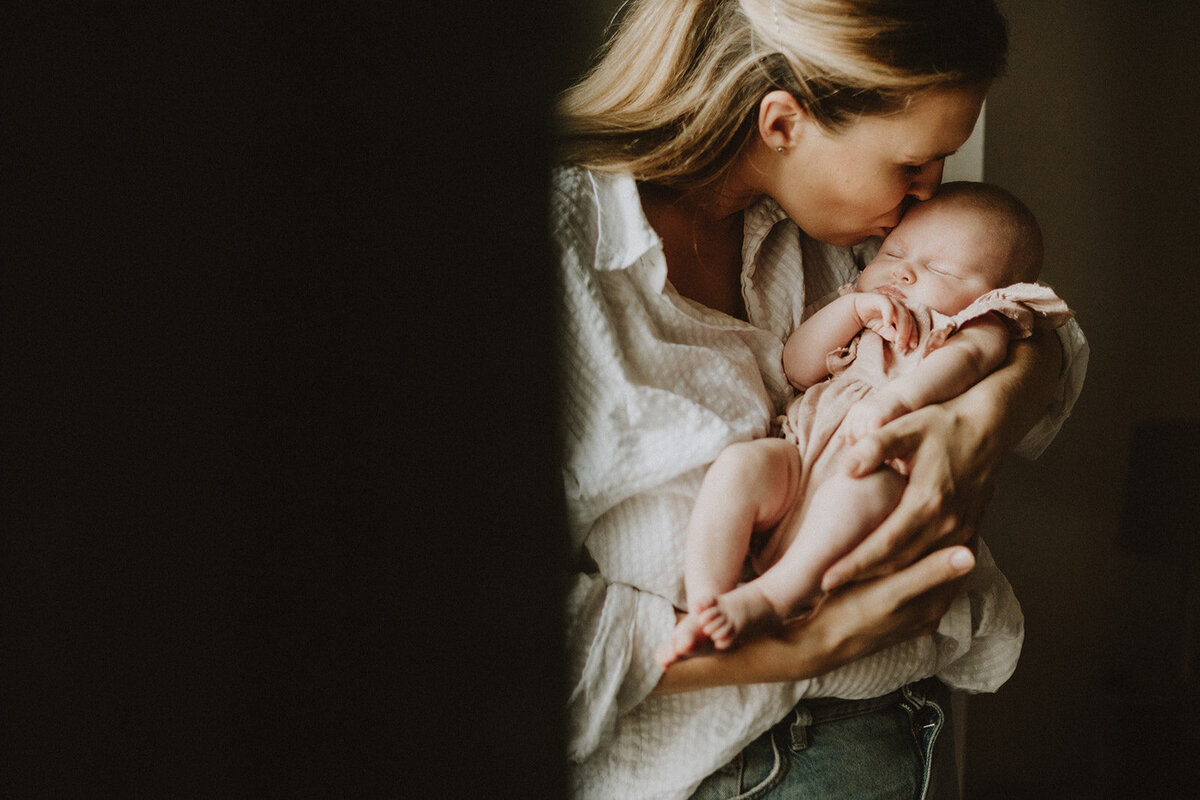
[
  {"x1": 902, "y1": 679, "x2": 929, "y2": 712},
  {"x1": 788, "y1": 705, "x2": 814, "y2": 751}
]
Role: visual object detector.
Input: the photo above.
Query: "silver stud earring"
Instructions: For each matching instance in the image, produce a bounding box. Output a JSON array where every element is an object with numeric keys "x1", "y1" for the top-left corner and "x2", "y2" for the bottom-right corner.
[{"x1": 776, "y1": 146, "x2": 785, "y2": 153}]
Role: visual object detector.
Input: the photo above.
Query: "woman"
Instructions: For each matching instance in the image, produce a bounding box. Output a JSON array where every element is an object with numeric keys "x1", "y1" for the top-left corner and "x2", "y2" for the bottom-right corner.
[{"x1": 555, "y1": 1, "x2": 1087, "y2": 798}]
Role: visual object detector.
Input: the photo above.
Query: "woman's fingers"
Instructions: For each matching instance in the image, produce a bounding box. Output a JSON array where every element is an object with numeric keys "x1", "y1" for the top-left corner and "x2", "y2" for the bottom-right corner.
[
  {"x1": 822, "y1": 486, "x2": 951, "y2": 591},
  {"x1": 889, "y1": 545, "x2": 975, "y2": 605},
  {"x1": 824, "y1": 423, "x2": 941, "y2": 589},
  {"x1": 842, "y1": 418, "x2": 917, "y2": 478},
  {"x1": 824, "y1": 408, "x2": 993, "y2": 591},
  {"x1": 807, "y1": 546, "x2": 976, "y2": 663}
]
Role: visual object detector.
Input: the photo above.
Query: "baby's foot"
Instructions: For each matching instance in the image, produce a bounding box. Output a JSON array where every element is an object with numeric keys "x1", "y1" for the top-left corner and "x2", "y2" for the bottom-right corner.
[
  {"x1": 698, "y1": 587, "x2": 781, "y2": 651},
  {"x1": 696, "y1": 602, "x2": 737, "y2": 650},
  {"x1": 656, "y1": 598, "x2": 718, "y2": 669}
]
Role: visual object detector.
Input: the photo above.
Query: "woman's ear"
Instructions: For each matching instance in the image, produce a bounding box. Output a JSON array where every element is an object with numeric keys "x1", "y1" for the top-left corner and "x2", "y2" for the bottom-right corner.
[{"x1": 757, "y1": 90, "x2": 810, "y2": 151}]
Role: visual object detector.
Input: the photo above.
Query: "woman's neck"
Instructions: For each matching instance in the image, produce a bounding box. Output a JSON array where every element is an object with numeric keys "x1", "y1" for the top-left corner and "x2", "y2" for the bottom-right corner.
[{"x1": 638, "y1": 182, "x2": 753, "y2": 320}]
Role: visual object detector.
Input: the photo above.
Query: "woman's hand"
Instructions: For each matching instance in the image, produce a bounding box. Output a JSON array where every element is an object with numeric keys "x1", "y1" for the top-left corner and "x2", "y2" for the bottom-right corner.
[
  {"x1": 797, "y1": 544, "x2": 976, "y2": 667},
  {"x1": 821, "y1": 404, "x2": 996, "y2": 592},
  {"x1": 820, "y1": 331, "x2": 1062, "y2": 592},
  {"x1": 653, "y1": 545, "x2": 975, "y2": 693},
  {"x1": 840, "y1": 389, "x2": 914, "y2": 446}
]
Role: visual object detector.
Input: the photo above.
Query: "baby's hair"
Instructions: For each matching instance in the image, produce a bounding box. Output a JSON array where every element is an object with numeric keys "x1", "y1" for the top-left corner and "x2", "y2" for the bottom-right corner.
[{"x1": 934, "y1": 181, "x2": 1043, "y2": 283}]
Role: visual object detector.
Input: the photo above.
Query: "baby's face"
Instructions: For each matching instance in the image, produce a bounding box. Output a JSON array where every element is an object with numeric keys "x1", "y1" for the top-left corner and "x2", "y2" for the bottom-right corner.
[{"x1": 857, "y1": 201, "x2": 1010, "y2": 315}]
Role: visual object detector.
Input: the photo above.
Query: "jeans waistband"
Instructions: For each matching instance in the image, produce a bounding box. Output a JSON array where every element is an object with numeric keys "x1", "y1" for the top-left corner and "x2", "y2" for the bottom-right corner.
[
  {"x1": 790, "y1": 677, "x2": 942, "y2": 726},
  {"x1": 776, "y1": 677, "x2": 945, "y2": 756}
]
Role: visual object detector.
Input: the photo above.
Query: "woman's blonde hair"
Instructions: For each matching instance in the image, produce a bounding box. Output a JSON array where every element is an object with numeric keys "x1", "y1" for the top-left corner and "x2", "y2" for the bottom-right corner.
[{"x1": 557, "y1": 0, "x2": 1008, "y2": 191}]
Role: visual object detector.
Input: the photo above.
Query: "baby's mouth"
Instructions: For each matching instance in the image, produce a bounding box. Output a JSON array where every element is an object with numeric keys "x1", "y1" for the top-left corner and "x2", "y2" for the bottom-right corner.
[{"x1": 873, "y1": 284, "x2": 905, "y2": 299}]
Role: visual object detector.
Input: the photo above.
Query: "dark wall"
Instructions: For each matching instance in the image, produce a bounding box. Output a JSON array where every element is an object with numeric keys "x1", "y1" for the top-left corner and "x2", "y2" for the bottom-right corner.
[
  {"x1": 5, "y1": 5, "x2": 569, "y2": 796},
  {"x1": 968, "y1": 1, "x2": 1200, "y2": 796}
]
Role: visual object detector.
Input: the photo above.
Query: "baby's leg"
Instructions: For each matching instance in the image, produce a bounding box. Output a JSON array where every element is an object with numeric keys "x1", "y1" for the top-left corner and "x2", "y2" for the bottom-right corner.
[
  {"x1": 756, "y1": 468, "x2": 905, "y2": 617},
  {"x1": 701, "y1": 467, "x2": 906, "y2": 651},
  {"x1": 683, "y1": 439, "x2": 800, "y2": 610},
  {"x1": 657, "y1": 439, "x2": 799, "y2": 668}
]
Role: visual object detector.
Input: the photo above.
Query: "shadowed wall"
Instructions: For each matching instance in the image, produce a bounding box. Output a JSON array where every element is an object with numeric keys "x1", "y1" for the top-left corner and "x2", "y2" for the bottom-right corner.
[{"x1": 968, "y1": 1, "x2": 1200, "y2": 796}]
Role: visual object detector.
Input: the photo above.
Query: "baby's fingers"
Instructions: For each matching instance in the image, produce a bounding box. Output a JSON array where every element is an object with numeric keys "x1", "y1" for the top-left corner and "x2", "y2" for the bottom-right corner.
[{"x1": 892, "y1": 303, "x2": 916, "y2": 352}]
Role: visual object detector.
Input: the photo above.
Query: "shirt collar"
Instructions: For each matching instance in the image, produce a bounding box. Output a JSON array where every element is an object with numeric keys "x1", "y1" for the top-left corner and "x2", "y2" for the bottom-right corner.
[
  {"x1": 591, "y1": 172, "x2": 661, "y2": 273},
  {"x1": 595, "y1": 172, "x2": 794, "y2": 274}
]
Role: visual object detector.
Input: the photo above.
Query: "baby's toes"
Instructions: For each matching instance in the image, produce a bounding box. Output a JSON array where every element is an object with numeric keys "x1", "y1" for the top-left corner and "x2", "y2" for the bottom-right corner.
[{"x1": 701, "y1": 615, "x2": 734, "y2": 648}]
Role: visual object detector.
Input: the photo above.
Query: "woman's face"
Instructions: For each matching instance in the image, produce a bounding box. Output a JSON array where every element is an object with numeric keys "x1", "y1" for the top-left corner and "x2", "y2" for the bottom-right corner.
[{"x1": 765, "y1": 85, "x2": 987, "y2": 248}]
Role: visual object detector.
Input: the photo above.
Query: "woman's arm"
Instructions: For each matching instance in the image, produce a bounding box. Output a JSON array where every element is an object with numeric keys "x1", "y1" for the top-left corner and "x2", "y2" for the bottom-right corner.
[
  {"x1": 821, "y1": 327, "x2": 1062, "y2": 591},
  {"x1": 654, "y1": 544, "x2": 976, "y2": 693}
]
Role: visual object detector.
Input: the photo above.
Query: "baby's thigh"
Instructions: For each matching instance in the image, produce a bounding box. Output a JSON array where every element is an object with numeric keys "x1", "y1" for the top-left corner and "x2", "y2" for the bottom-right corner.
[
  {"x1": 708, "y1": 438, "x2": 803, "y2": 526},
  {"x1": 809, "y1": 467, "x2": 905, "y2": 531}
]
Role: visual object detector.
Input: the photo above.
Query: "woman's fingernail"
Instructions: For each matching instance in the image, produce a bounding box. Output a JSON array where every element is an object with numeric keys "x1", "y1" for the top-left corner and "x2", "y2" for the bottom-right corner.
[{"x1": 950, "y1": 549, "x2": 975, "y2": 572}]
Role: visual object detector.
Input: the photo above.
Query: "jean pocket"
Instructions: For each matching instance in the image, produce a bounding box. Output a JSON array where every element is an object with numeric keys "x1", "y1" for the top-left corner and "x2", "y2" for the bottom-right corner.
[{"x1": 689, "y1": 727, "x2": 786, "y2": 800}]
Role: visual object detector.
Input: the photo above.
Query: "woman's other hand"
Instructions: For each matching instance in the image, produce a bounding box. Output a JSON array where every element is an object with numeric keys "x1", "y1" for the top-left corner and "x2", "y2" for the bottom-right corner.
[
  {"x1": 821, "y1": 404, "x2": 994, "y2": 592},
  {"x1": 819, "y1": 330, "x2": 1060, "y2": 592},
  {"x1": 825, "y1": 328, "x2": 1060, "y2": 592},
  {"x1": 840, "y1": 389, "x2": 914, "y2": 446},
  {"x1": 798, "y1": 544, "x2": 976, "y2": 667}
]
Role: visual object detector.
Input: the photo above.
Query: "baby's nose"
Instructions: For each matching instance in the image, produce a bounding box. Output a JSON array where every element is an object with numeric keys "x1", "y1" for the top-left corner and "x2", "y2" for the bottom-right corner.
[{"x1": 892, "y1": 264, "x2": 914, "y2": 283}]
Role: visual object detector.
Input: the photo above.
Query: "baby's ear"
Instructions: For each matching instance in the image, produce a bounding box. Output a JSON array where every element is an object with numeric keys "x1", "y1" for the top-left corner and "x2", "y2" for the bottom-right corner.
[{"x1": 757, "y1": 90, "x2": 809, "y2": 151}]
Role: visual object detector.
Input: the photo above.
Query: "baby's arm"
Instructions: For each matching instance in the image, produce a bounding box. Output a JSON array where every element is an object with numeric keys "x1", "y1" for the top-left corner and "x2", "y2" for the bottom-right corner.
[
  {"x1": 783, "y1": 293, "x2": 916, "y2": 390},
  {"x1": 843, "y1": 313, "x2": 1011, "y2": 443}
]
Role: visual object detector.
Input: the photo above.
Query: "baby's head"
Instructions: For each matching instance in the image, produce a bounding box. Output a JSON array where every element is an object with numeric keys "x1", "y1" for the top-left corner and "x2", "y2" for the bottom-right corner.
[{"x1": 856, "y1": 182, "x2": 1043, "y2": 315}]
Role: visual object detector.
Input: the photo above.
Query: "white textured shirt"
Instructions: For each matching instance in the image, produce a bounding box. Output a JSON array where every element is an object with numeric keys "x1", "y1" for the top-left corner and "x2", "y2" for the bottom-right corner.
[{"x1": 554, "y1": 166, "x2": 1089, "y2": 800}]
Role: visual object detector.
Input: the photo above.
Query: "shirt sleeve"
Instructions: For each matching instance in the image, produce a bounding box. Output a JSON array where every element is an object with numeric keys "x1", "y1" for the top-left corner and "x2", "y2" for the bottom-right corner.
[
  {"x1": 565, "y1": 573, "x2": 677, "y2": 762},
  {"x1": 1013, "y1": 317, "x2": 1089, "y2": 459},
  {"x1": 552, "y1": 168, "x2": 687, "y2": 761}
]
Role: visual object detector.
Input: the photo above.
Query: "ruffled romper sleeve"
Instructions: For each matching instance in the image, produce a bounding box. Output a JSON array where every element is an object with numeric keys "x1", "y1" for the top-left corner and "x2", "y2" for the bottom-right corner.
[{"x1": 925, "y1": 282, "x2": 1076, "y2": 353}]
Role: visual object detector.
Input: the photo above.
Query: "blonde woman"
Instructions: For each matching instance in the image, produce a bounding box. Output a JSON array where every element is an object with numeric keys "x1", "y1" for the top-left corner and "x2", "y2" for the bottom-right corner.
[{"x1": 555, "y1": 1, "x2": 1088, "y2": 798}]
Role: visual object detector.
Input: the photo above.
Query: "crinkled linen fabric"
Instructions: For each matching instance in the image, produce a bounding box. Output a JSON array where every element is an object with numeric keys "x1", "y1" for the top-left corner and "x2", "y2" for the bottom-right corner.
[{"x1": 554, "y1": 166, "x2": 1089, "y2": 800}]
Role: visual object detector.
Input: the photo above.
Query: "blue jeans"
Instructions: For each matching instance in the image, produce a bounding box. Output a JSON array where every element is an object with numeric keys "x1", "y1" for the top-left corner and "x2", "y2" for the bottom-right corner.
[{"x1": 690, "y1": 679, "x2": 958, "y2": 800}]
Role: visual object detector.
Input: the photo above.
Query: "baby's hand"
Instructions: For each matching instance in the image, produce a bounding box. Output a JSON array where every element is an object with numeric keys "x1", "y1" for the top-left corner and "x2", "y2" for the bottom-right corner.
[
  {"x1": 841, "y1": 390, "x2": 913, "y2": 446},
  {"x1": 852, "y1": 293, "x2": 917, "y2": 353}
]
